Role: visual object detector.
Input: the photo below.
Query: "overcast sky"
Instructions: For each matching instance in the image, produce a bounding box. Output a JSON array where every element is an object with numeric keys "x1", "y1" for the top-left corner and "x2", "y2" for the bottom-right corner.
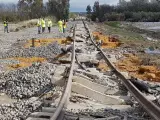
[{"x1": 0, "y1": 0, "x2": 121, "y2": 12}]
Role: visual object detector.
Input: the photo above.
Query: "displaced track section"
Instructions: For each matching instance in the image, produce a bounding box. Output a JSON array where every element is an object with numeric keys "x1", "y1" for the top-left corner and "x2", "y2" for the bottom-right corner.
[
  {"x1": 82, "y1": 20, "x2": 160, "y2": 120},
  {"x1": 26, "y1": 24, "x2": 76, "y2": 120},
  {"x1": 50, "y1": 25, "x2": 76, "y2": 120},
  {"x1": 26, "y1": 21, "x2": 160, "y2": 120}
]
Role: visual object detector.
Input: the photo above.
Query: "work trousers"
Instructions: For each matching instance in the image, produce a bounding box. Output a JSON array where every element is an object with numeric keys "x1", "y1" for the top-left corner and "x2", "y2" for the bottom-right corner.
[
  {"x1": 38, "y1": 26, "x2": 41, "y2": 34},
  {"x1": 4, "y1": 26, "x2": 9, "y2": 33},
  {"x1": 42, "y1": 27, "x2": 45, "y2": 33},
  {"x1": 59, "y1": 26, "x2": 63, "y2": 33},
  {"x1": 63, "y1": 27, "x2": 66, "y2": 33},
  {"x1": 48, "y1": 27, "x2": 51, "y2": 33}
]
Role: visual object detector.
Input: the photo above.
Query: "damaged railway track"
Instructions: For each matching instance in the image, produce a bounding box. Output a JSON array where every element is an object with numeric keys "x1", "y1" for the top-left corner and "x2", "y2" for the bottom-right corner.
[
  {"x1": 25, "y1": 21, "x2": 160, "y2": 120},
  {"x1": 83, "y1": 21, "x2": 160, "y2": 120}
]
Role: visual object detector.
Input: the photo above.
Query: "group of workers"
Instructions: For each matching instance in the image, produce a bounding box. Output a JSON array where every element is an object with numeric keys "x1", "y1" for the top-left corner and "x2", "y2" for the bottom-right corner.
[
  {"x1": 58, "y1": 19, "x2": 67, "y2": 33},
  {"x1": 3, "y1": 18, "x2": 67, "y2": 34},
  {"x1": 37, "y1": 18, "x2": 53, "y2": 34},
  {"x1": 37, "y1": 18, "x2": 67, "y2": 34}
]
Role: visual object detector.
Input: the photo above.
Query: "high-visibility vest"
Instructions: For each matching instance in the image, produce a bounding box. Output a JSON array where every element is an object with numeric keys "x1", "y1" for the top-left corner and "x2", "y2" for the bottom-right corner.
[
  {"x1": 58, "y1": 21, "x2": 63, "y2": 27},
  {"x1": 63, "y1": 22, "x2": 67, "y2": 28},
  {"x1": 47, "y1": 20, "x2": 52, "y2": 27},
  {"x1": 37, "y1": 20, "x2": 41, "y2": 27},
  {"x1": 4, "y1": 21, "x2": 7, "y2": 27},
  {"x1": 41, "y1": 20, "x2": 45, "y2": 28}
]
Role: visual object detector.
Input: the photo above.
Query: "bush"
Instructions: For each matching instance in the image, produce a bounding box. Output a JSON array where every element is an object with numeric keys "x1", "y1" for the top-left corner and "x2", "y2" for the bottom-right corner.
[
  {"x1": 105, "y1": 12, "x2": 125, "y2": 21},
  {"x1": 126, "y1": 12, "x2": 160, "y2": 22},
  {"x1": 124, "y1": 12, "x2": 133, "y2": 20},
  {"x1": 104, "y1": 12, "x2": 160, "y2": 22},
  {"x1": 69, "y1": 13, "x2": 77, "y2": 19},
  {"x1": 0, "y1": 13, "x2": 19, "y2": 22},
  {"x1": 105, "y1": 21, "x2": 121, "y2": 28}
]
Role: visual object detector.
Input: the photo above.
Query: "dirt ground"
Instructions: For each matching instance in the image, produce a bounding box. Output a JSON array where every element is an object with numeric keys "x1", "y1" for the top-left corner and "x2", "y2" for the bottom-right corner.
[
  {"x1": 92, "y1": 21, "x2": 160, "y2": 82},
  {"x1": 95, "y1": 22, "x2": 160, "y2": 68}
]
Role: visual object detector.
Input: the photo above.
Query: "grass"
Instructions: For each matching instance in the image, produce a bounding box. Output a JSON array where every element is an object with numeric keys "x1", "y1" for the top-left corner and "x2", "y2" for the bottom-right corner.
[
  {"x1": 105, "y1": 21, "x2": 121, "y2": 28},
  {"x1": 104, "y1": 22, "x2": 145, "y2": 43},
  {"x1": 102, "y1": 21, "x2": 160, "y2": 68},
  {"x1": 9, "y1": 17, "x2": 57, "y2": 32},
  {"x1": 45, "y1": 16, "x2": 57, "y2": 26}
]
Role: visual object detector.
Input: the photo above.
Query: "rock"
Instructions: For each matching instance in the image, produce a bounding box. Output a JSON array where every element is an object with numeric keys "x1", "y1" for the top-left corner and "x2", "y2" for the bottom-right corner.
[
  {"x1": 145, "y1": 94, "x2": 156, "y2": 101},
  {"x1": 156, "y1": 87, "x2": 160, "y2": 91},
  {"x1": 0, "y1": 42, "x2": 62, "y2": 59},
  {"x1": 77, "y1": 53, "x2": 97, "y2": 63},
  {"x1": 121, "y1": 72, "x2": 130, "y2": 79},
  {"x1": 75, "y1": 36, "x2": 85, "y2": 42},
  {"x1": 0, "y1": 63, "x2": 56, "y2": 98},
  {"x1": 54, "y1": 65, "x2": 66, "y2": 76},
  {"x1": 58, "y1": 53, "x2": 72, "y2": 63},
  {"x1": 0, "y1": 99, "x2": 42, "y2": 120}
]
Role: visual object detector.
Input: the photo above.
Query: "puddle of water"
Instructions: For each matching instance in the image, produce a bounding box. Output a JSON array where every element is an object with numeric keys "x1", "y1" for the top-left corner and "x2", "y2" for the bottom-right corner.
[{"x1": 145, "y1": 48, "x2": 160, "y2": 54}]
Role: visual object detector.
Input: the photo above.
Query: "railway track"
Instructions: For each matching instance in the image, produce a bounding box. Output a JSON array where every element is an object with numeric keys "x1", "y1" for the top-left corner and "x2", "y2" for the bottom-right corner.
[{"x1": 26, "y1": 21, "x2": 160, "y2": 120}]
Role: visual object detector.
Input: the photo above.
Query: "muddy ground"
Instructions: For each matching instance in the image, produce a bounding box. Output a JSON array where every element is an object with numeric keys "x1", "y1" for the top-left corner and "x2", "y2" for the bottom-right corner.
[{"x1": 95, "y1": 21, "x2": 160, "y2": 69}]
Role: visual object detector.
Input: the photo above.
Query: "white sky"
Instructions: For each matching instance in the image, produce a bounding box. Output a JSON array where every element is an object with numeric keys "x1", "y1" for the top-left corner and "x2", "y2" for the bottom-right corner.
[{"x1": 0, "y1": 0, "x2": 127, "y2": 12}]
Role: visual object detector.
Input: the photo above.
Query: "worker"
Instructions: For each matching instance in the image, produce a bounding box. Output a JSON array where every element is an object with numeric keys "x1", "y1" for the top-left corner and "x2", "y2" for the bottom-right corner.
[
  {"x1": 37, "y1": 18, "x2": 41, "y2": 34},
  {"x1": 41, "y1": 18, "x2": 46, "y2": 33},
  {"x1": 58, "y1": 19, "x2": 63, "y2": 33},
  {"x1": 47, "y1": 19, "x2": 52, "y2": 33},
  {"x1": 4, "y1": 20, "x2": 9, "y2": 33},
  {"x1": 63, "y1": 20, "x2": 67, "y2": 33}
]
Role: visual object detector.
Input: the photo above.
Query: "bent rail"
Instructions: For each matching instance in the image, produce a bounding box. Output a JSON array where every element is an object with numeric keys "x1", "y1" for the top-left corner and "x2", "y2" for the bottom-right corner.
[
  {"x1": 83, "y1": 21, "x2": 160, "y2": 120},
  {"x1": 50, "y1": 25, "x2": 76, "y2": 120}
]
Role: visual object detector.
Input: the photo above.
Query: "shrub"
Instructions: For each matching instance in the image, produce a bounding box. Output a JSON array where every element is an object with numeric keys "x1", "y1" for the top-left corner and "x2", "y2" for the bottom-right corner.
[
  {"x1": 104, "y1": 12, "x2": 160, "y2": 22},
  {"x1": 105, "y1": 12, "x2": 125, "y2": 21},
  {"x1": 105, "y1": 21, "x2": 121, "y2": 28}
]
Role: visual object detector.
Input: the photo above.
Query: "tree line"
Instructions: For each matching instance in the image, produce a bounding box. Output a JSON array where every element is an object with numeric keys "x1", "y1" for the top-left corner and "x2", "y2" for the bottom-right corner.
[
  {"x1": 86, "y1": 0, "x2": 160, "y2": 22},
  {"x1": 0, "y1": 0, "x2": 70, "y2": 22}
]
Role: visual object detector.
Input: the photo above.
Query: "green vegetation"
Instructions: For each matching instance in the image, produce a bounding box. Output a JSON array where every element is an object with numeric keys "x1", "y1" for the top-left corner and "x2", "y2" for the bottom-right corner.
[
  {"x1": 104, "y1": 22, "x2": 145, "y2": 43},
  {"x1": 47, "y1": 0, "x2": 70, "y2": 20},
  {"x1": 86, "y1": 5, "x2": 92, "y2": 20},
  {"x1": 0, "y1": 0, "x2": 70, "y2": 22},
  {"x1": 87, "y1": 0, "x2": 160, "y2": 22},
  {"x1": 104, "y1": 21, "x2": 160, "y2": 67},
  {"x1": 45, "y1": 16, "x2": 57, "y2": 26},
  {"x1": 69, "y1": 12, "x2": 77, "y2": 19},
  {"x1": 105, "y1": 21, "x2": 121, "y2": 28}
]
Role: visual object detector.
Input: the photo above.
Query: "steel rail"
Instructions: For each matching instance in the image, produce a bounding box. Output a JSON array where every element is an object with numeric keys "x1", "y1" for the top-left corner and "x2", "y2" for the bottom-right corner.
[
  {"x1": 50, "y1": 25, "x2": 76, "y2": 120},
  {"x1": 83, "y1": 20, "x2": 160, "y2": 120}
]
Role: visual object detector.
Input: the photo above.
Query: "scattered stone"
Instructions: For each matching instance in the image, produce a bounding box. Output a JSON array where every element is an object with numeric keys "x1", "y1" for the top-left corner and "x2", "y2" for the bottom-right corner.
[
  {"x1": 0, "y1": 99, "x2": 42, "y2": 120},
  {"x1": 0, "y1": 63, "x2": 56, "y2": 99},
  {"x1": 0, "y1": 42, "x2": 62, "y2": 59}
]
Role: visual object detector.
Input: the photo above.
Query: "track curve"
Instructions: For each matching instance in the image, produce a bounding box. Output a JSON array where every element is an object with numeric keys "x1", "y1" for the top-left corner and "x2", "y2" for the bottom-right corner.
[
  {"x1": 82, "y1": 20, "x2": 160, "y2": 120},
  {"x1": 26, "y1": 20, "x2": 160, "y2": 120}
]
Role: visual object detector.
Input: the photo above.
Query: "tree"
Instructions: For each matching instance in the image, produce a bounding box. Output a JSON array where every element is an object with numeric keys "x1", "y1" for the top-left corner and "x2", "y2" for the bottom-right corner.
[
  {"x1": 92, "y1": 1, "x2": 100, "y2": 21},
  {"x1": 30, "y1": 0, "x2": 43, "y2": 18},
  {"x1": 17, "y1": 0, "x2": 43, "y2": 20},
  {"x1": 119, "y1": 0, "x2": 126, "y2": 5},
  {"x1": 0, "y1": 3, "x2": 18, "y2": 22},
  {"x1": 86, "y1": 5, "x2": 92, "y2": 19},
  {"x1": 47, "y1": 0, "x2": 70, "y2": 20}
]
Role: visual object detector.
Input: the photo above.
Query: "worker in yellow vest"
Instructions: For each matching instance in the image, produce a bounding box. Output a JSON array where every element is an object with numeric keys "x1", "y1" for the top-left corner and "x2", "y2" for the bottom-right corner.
[
  {"x1": 63, "y1": 20, "x2": 67, "y2": 33},
  {"x1": 4, "y1": 20, "x2": 9, "y2": 33},
  {"x1": 41, "y1": 18, "x2": 46, "y2": 33},
  {"x1": 37, "y1": 18, "x2": 41, "y2": 34},
  {"x1": 47, "y1": 19, "x2": 52, "y2": 33},
  {"x1": 58, "y1": 19, "x2": 63, "y2": 33}
]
